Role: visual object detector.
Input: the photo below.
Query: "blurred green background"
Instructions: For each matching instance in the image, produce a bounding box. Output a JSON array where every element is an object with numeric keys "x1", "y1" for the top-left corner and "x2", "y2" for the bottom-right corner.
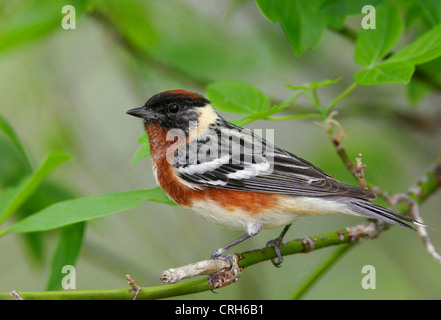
[{"x1": 0, "y1": 0, "x2": 440, "y2": 299}]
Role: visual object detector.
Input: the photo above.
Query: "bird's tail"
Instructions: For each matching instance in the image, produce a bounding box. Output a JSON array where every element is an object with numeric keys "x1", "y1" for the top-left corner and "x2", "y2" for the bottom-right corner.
[{"x1": 346, "y1": 199, "x2": 426, "y2": 231}]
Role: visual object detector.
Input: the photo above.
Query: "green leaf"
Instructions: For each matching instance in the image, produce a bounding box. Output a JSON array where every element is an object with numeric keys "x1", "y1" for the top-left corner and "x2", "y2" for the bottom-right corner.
[
  {"x1": 417, "y1": 56, "x2": 441, "y2": 80},
  {"x1": 93, "y1": 0, "x2": 157, "y2": 55},
  {"x1": 130, "y1": 133, "x2": 150, "y2": 164},
  {"x1": 0, "y1": 139, "x2": 30, "y2": 187},
  {"x1": 321, "y1": 0, "x2": 382, "y2": 17},
  {"x1": 0, "y1": 151, "x2": 71, "y2": 225},
  {"x1": 356, "y1": 22, "x2": 441, "y2": 87},
  {"x1": 45, "y1": 222, "x2": 85, "y2": 291},
  {"x1": 140, "y1": 187, "x2": 176, "y2": 206},
  {"x1": 2, "y1": 188, "x2": 176, "y2": 235},
  {"x1": 0, "y1": 112, "x2": 31, "y2": 170},
  {"x1": 18, "y1": 182, "x2": 77, "y2": 264},
  {"x1": 407, "y1": 79, "x2": 432, "y2": 106},
  {"x1": 137, "y1": 131, "x2": 149, "y2": 144},
  {"x1": 206, "y1": 81, "x2": 270, "y2": 114},
  {"x1": 388, "y1": 23, "x2": 441, "y2": 65},
  {"x1": 0, "y1": 188, "x2": 19, "y2": 217},
  {"x1": 255, "y1": 0, "x2": 284, "y2": 23},
  {"x1": 130, "y1": 144, "x2": 150, "y2": 164},
  {"x1": 354, "y1": 61, "x2": 415, "y2": 86},
  {"x1": 418, "y1": 0, "x2": 441, "y2": 26},
  {"x1": 0, "y1": 0, "x2": 87, "y2": 54},
  {"x1": 256, "y1": 0, "x2": 329, "y2": 55},
  {"x1": 354, "y1": 1, "x2": 403, "y2": 67}
]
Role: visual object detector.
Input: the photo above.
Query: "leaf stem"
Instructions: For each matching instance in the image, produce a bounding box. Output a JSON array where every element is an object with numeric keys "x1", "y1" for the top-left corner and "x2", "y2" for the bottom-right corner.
[
  {"x1": 312, "y1": 87, "x2": 321, "y2": 110},
  {"x1": 325, "y1": 82, "x2": 358, "y2": 115},
  {"x1": 289, "y1": 244, "x2": 352, "y2": 300},
  {"x1": 267, "y1": 113, "x2": 320, "y2": 121}
]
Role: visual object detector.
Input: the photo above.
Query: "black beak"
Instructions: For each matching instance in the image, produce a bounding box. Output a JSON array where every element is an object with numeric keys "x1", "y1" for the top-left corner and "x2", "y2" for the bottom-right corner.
[{"x1": 126, "y1": 107, "x2": 156, "y2": 120}]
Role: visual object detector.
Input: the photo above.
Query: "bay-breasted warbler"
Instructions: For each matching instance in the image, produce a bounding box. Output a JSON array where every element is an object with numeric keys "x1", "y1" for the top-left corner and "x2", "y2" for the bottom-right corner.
[{"x1": 127, "y1": 90, "x2": 422, "y2": 266}]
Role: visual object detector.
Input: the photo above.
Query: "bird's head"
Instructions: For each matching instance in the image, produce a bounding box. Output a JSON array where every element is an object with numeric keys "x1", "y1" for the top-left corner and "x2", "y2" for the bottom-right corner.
[{"x1": 127, "y1": 90, "x2": 219, "y2": 135}]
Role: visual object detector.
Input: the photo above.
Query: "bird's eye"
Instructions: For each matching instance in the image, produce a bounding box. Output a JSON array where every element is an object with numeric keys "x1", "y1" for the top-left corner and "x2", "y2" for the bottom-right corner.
[{"x1": 168, "y1": 104, "x2": 180, "y2": 114}]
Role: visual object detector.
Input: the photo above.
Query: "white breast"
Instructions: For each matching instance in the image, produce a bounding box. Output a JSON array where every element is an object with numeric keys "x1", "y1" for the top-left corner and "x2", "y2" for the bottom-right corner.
[{"x1": 189, "y1": 199, "x2": 300, "y2": 231}]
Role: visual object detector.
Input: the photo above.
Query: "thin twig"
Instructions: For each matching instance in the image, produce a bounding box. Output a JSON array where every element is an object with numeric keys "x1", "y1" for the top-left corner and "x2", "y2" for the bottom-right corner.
[
  {"x1": 322, "y1": 112, "x2": 389, "y2": 198},
  {"x1": 9, "y1": 290, "x2": 24, "y2": 300},
  {"x1": 126, "y1": 274, "x2": 141, "y2": 300},
  {"x1": 160, "y1": 256, "x2": 234, "y2": 284},
  {"x1": 389, "y1": 193, "x2": 441, "y2": 266},
  {"x1": 288, "y1": 148, "x2": 440, "y2": 299},
  {"x1": 354, "y1": 153, "x2": 368, "y2": 189}
]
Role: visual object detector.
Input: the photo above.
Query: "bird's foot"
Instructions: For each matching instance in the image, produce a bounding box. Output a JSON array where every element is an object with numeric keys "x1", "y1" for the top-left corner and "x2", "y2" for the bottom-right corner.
[
  {"x1": 266, "y1": 237, "x2": 285, "y2": 267},
  {"x1": 207, "y1": 253, "x2": 242, "y2": 292}
]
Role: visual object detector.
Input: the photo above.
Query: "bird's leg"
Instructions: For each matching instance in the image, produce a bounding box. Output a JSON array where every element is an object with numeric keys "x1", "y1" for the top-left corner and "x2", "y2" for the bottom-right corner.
[
  {"x1": 211, "y1": 222, "x2": 262, "y2": 260},
  {"x1": 266, "y1": 224, "x2": 292, "y2": 267},
  {"x1": 211, "y1": 233, "x2": 252, "y2": 260},
  {"x1": 209, "y1": 223, "x2": 262, "y2": 292}
]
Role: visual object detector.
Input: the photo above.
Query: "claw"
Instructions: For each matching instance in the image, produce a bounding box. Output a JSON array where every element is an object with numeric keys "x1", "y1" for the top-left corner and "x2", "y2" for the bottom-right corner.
[
  {"x1": 207, "y1": 254, "x2": 243, "y2": 291},
  {"x1": 266, "y1": 238, "x2": 285, "y2": 267},
  {"x1": 208, "y1": 252, "x2": 234, "y2": 291},
  {"x1": 211, "y1": 250, "x2": 223, "y2": 260},
  {"x1": 265, "y1": 224, "x2": 292, "y2": 267}
]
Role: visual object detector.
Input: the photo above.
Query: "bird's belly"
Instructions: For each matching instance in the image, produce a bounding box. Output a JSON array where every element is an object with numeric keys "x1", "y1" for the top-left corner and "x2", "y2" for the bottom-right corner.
[
  {"x1": 189, "y1": 194, "x2": 355, "y2": 231},
  {"x1": 189, "y1": 199, "x2": 299, "y2": 231},
  {"x1": 277, "y1": 195, "x2": 355, "y2": 216}
]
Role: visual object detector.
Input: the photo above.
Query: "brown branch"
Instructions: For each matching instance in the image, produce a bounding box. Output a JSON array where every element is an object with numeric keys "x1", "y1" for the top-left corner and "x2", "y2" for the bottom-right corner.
[
  {"x1": 126, "y1": 274, "x2": 141, "y2": 300},
  {"x1": 389, "y1": 193, "x2": 441, "y2": 265},
  {"x1": 160, "y1": 256, "x2": 235, "y2": 285},
  {"x1": 322, "y1": 112, "x2": 389, "y2": 198},
  {"x1": 354, "y1": 154, "x2": 367, "y2": 189},
  {"x1": 325, "y1": 108, "x2": 441, "y2": 266}
]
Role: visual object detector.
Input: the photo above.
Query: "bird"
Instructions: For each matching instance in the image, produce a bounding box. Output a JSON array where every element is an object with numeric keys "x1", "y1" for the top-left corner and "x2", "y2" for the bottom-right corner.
[{"x1": 127, "y1": 89, "x2": 423, "y2": 266}]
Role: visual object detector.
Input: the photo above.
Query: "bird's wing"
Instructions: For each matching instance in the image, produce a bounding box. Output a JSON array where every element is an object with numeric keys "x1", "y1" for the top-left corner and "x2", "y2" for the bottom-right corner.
[{"x1": 172, "y1": 121, "x2": 375, "y2": 200}]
